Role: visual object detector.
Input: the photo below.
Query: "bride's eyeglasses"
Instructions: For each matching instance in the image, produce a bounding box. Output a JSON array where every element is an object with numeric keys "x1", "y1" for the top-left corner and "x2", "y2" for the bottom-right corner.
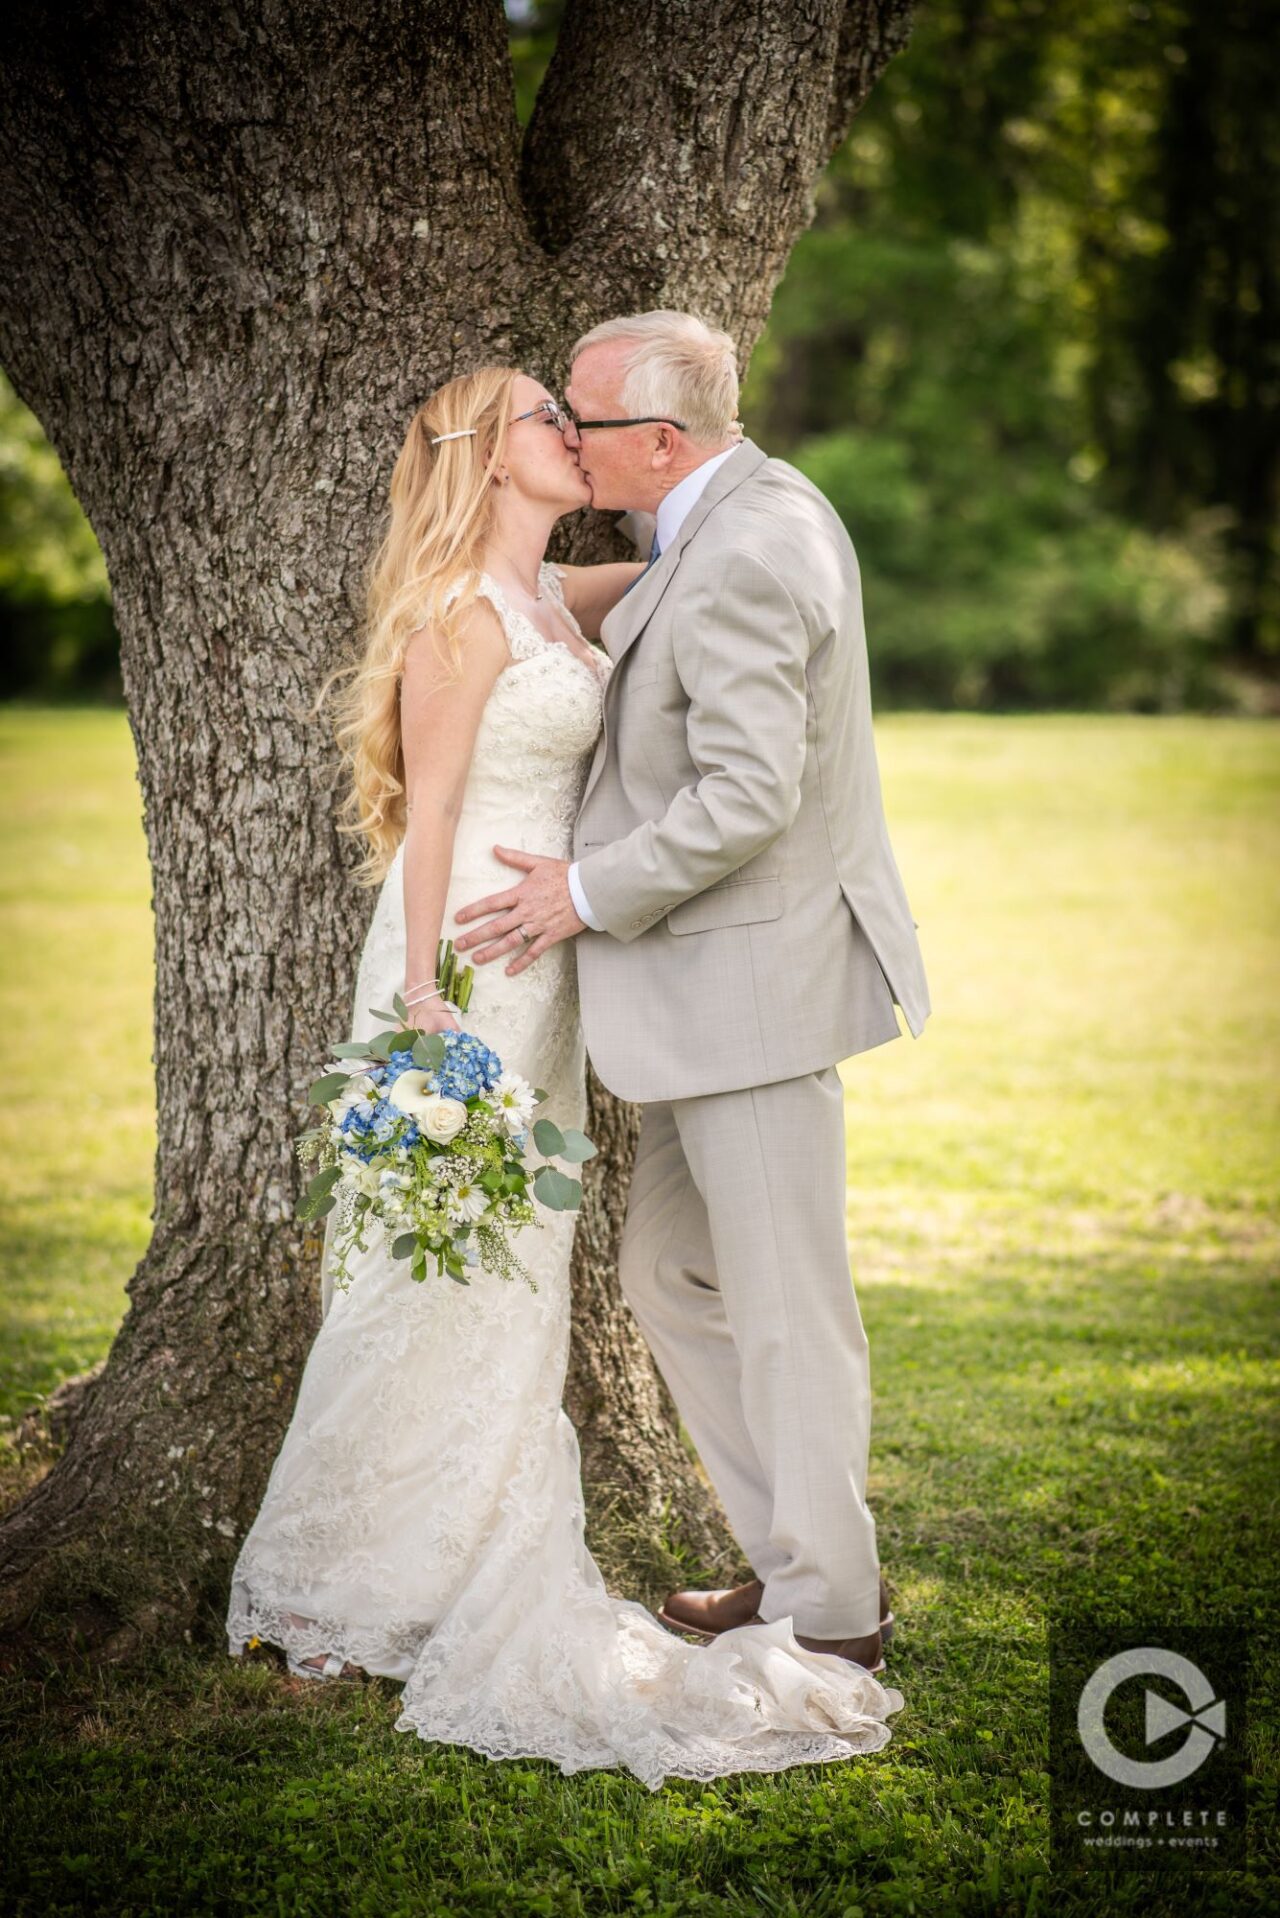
[{"x1": 510, "y1": 399, "x2": 574, "y2": 431}]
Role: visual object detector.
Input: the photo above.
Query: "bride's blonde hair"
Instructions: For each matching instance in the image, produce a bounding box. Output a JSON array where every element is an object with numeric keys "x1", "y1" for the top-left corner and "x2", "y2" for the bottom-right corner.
[{"x1": 321, "y1": 365, "x2": 517, "y2": 884}]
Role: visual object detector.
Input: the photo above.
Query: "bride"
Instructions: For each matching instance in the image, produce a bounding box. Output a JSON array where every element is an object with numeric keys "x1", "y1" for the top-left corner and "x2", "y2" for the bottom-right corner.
[{"x1": 225, "y1": 365, "x2": 904, "y2": 1787}]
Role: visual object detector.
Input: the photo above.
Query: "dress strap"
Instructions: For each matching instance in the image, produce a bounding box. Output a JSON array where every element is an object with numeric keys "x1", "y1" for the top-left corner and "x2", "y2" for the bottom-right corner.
[
  {"x1": 538, "y1": 562, "x2": 590, "y2": 642},
  {"x1": 475, "y1": 571, "x2": 545, "y2": 664}
]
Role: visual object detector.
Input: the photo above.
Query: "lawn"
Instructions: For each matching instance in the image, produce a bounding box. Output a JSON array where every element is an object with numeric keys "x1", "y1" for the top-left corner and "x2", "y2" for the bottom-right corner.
[{"x1": 1, "y1": 706, "x2": 1277, "y2": 1916}]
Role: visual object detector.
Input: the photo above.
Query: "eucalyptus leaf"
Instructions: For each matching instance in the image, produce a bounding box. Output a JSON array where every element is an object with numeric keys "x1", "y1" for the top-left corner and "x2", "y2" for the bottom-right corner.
[
  {"x1": 413, "y1": 1033, "x2": 447, "y2": 1069},
  {"x1": 557, "y1": 1128, "x2": 598, "y2": 1164},
  {"x1": 393, "y1": 991, "x2": 409, "y2": 1020},
  {"x1": 307, "y1": 1166, "x2": 342, "y2": 1198},
  {"x1": 331, "y1": 1041, "x2": 373, "y2": 1059},
  {"x1": 533, "y1": 1117, "x2": 566, "y2": 1158},
  {"x1": 308, "y1": 1072, "x2": 350, "y2": 1105},
  {"x1": 391, "y1": 1233, "x2": 419, "y2": 1260},
  {"x1": 368, "y1": 1007, "x2": 400, "y2": 1025},
  {"x1": 532, "y1": 1164, "x2": 582, "y2": 1212}
]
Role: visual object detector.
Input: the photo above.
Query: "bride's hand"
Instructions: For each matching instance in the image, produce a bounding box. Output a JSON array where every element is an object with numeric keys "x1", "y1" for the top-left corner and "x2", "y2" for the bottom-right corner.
[{"x1": 405, "y1": 998, "x2": 462, "y2": 1036}]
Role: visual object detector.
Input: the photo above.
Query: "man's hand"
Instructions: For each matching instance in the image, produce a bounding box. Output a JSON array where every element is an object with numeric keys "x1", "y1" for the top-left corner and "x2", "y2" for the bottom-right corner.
[{"x1": 453, "y1": 847, "x2": 586, "y2": 975}]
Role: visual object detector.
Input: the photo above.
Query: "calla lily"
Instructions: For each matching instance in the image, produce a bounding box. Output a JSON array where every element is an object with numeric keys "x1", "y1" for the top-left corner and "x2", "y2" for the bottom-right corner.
[{"x1": 386, "y1": 1069, "x2": 434, "y2": 1115}]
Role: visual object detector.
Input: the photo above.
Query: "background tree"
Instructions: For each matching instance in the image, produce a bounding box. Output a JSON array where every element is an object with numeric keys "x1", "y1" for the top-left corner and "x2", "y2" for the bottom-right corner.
[
  {"x1": 744, "y1": 0, "x2": 1276, "y2": 710},
  {"x1": 0, "y1": 0, "x2": 914, "y2": 1648}
]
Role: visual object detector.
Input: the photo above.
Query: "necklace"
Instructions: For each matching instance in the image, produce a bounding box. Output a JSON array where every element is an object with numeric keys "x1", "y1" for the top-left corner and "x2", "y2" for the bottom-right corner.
[{"x1": 490, "y1": 547, "x2": 543, "y2": 601}]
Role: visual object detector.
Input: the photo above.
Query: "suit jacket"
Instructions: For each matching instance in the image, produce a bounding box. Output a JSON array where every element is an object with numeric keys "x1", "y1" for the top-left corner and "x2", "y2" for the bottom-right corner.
[{"x1": 572, "y1": 438, "x2": 930, "y2": 1103}]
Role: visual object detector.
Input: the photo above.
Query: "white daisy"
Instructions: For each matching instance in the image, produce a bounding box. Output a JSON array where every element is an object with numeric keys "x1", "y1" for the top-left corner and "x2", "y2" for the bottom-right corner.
[
  {"x1": 447, "y1": 1179, "x2": 490, "y2": 1224},
  {"x1": 493, "y1": 1070, "x2": 537, "y2": 1138}
]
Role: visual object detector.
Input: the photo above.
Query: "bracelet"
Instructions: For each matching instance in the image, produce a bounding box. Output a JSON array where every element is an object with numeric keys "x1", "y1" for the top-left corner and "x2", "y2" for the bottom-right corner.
[
  {"x1": 403, "y1": 984, "x2": 444, "y2": 1006},
  {"x1": 403, "y1": 978, "x2": 439, "y2": 998}
]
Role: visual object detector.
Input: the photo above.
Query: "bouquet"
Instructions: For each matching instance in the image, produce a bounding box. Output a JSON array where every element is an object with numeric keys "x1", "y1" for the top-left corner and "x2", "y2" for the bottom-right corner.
[{"x1": 296, "y1": 940, "x2": 596, "y2": 1292}]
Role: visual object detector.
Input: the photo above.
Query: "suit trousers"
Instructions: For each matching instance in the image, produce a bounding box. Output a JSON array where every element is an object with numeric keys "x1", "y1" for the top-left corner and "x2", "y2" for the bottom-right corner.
[{"x1": 617, "y1": 1063, "x2": 881, "y2": 1639}]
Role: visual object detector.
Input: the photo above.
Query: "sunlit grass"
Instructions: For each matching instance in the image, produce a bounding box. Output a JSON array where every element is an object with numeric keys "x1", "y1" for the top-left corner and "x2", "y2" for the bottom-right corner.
[
  {"x1": 1, "y1": 708, "x2": 1276, "y2": 1916},
  {"x1": 0, "y1": 710, "x2": 153, "y2": 1419}
]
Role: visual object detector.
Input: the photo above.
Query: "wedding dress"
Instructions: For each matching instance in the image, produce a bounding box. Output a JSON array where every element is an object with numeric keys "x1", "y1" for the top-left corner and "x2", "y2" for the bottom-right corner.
[{"x1": 226, "y1": 563, "x2": 904, "y2": 1788}]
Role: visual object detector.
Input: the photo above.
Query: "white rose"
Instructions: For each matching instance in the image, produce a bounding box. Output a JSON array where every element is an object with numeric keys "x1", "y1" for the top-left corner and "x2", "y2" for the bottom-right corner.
[
  {"x1": 420, "y1": 1097, "x2": 470, "y2": 1143},
  {"x1": 387, "y1": 1070, "x2": 469, "y2": 1142}
]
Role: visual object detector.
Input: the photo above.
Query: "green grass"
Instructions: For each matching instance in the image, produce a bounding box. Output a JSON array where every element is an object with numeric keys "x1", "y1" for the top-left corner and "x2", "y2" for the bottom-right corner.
[
  {"x1": 0, "y1": 710, "x2": 153, "y2": 1421},
  {"x1": 2, "y1": 708, "x2": 1277, "y2": 1916}
]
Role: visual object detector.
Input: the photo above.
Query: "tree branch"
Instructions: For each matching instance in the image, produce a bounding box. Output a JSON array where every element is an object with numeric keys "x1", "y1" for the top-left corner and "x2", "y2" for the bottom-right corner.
[
  {"x1": 0, "y1": 0, "x2": 527, "y2": 487},
  {"x1": 521, "y1": 0, "x2": 915, "y2": 352}
]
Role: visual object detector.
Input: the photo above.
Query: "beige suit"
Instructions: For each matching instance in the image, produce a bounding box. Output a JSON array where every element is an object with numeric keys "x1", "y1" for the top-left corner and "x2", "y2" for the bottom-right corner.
[{"x1": 572, "y1": 439, "x2": 930, "y2": 1638}]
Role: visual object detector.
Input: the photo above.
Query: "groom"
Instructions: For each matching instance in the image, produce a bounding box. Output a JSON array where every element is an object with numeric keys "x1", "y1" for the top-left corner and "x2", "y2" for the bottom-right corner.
[{"x1": 452, "y1": 310, "x2": 930, "y2": 1674}]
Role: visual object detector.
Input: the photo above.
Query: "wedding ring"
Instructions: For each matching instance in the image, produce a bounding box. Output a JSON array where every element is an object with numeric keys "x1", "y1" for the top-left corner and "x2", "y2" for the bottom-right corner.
[{"x1": 517, "y1": 923, "x2": 534, "y2": 944}]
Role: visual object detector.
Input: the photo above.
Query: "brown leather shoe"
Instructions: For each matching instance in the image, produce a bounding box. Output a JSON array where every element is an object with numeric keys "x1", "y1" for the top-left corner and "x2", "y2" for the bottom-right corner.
[
  {"x1": 793, "y1": 1626, "x2": 885, "y2": 1676},
  {"x1": 658, "y1": 1572, "x2": 896, "y2": 1651}
]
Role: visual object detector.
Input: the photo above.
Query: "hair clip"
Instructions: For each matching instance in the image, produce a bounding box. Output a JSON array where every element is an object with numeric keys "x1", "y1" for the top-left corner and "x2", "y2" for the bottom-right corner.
[{"x1": 429, "y1": 428, "x2": 478, "y2": 444}]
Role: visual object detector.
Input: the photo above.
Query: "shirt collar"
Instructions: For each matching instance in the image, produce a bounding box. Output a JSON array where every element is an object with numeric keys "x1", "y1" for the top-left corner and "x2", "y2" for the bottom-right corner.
[{"x1": 654, "y1": 445, "x2": 739, "y2": 555}]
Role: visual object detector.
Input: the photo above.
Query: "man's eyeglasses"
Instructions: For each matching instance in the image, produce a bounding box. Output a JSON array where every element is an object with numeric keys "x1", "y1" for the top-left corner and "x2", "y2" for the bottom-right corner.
[
  {"x1": 511, "y1": 398, "x2": 687, "y2": 435},
  {"x1": 565, "y1": 407, "x2": 687, "y2": 434}
]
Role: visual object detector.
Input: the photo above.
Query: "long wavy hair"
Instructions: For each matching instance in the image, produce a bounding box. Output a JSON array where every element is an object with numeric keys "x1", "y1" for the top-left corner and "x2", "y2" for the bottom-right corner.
[{"x1": 321, "y1": 365, "x2": 517, "y2": 884}]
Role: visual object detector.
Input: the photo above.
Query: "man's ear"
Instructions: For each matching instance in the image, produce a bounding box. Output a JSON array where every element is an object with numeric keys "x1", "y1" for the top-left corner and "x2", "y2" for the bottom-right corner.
[{"x1": 651, "y1": 425, "x2": 679, "y2": 470}]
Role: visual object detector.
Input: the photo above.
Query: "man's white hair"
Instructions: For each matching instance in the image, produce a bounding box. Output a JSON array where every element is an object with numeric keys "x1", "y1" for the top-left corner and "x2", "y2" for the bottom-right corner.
[{"x1": 571, "y1": 310, "x2": 739, "y2": 444}]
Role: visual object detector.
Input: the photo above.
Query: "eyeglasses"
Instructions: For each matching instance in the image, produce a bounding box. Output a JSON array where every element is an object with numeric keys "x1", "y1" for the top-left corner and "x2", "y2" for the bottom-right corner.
[
  {"x1": 509, "y1": 397, "x2": 689, "y2": 436},
  {"x1": 510, "y1": 399, "x2": 572, "y2": 431},
  {"x1": 563, "y1": 408, "x2": 687, "y2": 434}
]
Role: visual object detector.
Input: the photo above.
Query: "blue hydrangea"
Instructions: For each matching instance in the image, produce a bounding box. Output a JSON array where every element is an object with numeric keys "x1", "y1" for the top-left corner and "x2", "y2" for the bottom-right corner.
[
  {"x1": 339, "y1": 1092, "x2": 419, "y2": 1163},
  {"x1": 353, "y1": 1030, "x2": 502, "y2": 1109},
  {"x1": 435, "y1": 1030, "x2": 503, "y2": 1101}
]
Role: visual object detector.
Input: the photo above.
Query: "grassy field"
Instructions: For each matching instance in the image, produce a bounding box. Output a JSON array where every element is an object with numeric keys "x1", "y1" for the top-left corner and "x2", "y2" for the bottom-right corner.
[{"x1": 1, "y1": 706, "x2": 1277, "y2": 1916}]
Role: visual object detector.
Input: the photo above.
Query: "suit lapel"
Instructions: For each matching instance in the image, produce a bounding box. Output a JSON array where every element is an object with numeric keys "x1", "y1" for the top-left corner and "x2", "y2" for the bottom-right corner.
[
  {"x1": 599, "y1": 440, "x2": 768, "y2": 671},
  {"x1": 581, "y1": 440, "x2": 768, "y2": 818}
]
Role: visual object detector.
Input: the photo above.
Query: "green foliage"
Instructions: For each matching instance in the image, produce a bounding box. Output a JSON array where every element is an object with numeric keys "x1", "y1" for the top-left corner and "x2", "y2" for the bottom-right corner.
[
  {"x1": 741, "y1": 0, "x2": 1264, "y2": 707},
  {"x1": 0, "y1": 372, "x2": 119, "y2": 699},
  {"x1": 795, "y1": 428, "x2": 1226, "y2": 710}
]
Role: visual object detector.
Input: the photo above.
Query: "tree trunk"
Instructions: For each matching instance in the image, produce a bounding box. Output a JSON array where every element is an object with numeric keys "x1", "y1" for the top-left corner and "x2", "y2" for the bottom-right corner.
[{"x1": 0, "y1": 0, "x2": 913, "y2": 1649}]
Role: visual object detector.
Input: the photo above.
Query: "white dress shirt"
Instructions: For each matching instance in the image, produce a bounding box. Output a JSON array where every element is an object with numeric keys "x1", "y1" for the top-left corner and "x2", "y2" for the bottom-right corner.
[{"x1": 568, "y1": 446, "x2": 739, "y2": 932}]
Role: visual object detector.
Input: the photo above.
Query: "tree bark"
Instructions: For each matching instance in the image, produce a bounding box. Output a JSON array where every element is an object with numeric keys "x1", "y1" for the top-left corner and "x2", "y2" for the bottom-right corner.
[{"x1": 0, "y1": 0, "x2": 913, "y2": 1648}]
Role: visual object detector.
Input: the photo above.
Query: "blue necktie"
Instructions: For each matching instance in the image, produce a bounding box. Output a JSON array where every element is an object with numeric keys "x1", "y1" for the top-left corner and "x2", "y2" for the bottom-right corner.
[{"x1": 623, "y1": 529, "x2": 661, "y2": 597}]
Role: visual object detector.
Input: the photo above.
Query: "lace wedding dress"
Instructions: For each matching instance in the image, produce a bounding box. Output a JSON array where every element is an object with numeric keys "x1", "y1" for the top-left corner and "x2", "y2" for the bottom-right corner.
[{"x1": 226, "y1": 563, "x2": 904, "y2": 1788}]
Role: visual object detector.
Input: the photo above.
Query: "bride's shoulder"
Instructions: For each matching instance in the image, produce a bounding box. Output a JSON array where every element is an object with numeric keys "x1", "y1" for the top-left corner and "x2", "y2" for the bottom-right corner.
[{"x1": 406, "y1": 572, "x2": 505, "y2": 634}]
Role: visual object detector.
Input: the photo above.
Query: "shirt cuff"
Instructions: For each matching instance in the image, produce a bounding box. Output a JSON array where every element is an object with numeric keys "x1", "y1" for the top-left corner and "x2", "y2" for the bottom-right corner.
[{"x1": 567, "y1": 861, "x2": 604, "y2": 932}]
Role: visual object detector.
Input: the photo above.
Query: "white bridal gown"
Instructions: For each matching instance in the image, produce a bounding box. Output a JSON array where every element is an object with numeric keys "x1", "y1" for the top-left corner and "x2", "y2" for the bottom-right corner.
[{"x1": 226, "y1": 564, "x2": 903, "y2": 1788}]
